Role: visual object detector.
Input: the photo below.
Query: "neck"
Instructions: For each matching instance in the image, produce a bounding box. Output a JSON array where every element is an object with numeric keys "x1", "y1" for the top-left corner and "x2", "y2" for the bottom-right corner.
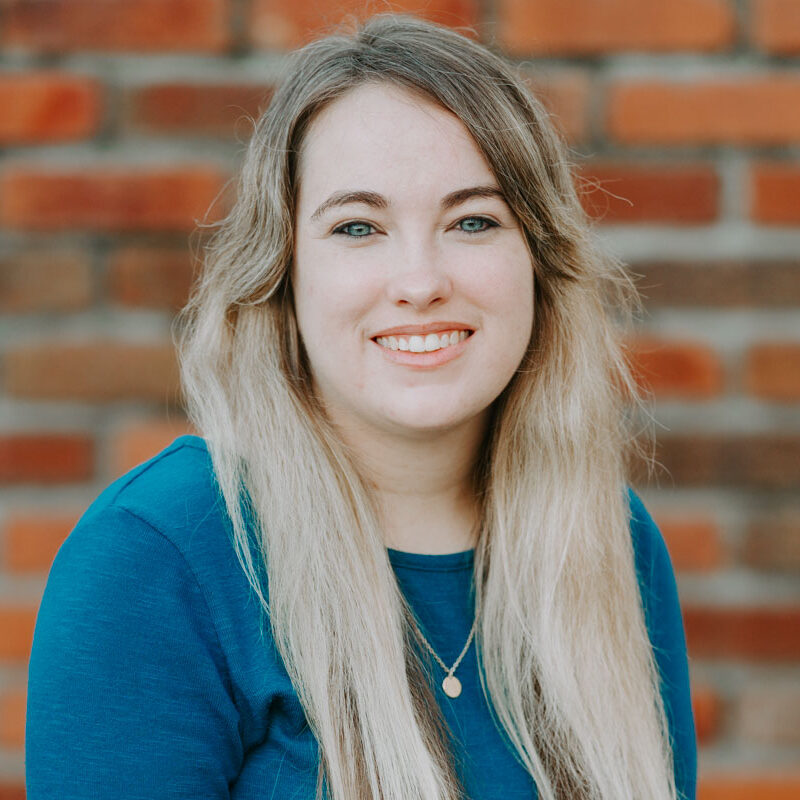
[{"x1": 331, "y1": 414, "x2": 488, "y2": 555}]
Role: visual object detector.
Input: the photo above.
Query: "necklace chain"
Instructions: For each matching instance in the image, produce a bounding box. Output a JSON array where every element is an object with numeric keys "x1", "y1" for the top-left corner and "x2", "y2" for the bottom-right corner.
[{"x1": 411, "y1": 615, "x2": 478, "y2": 698}]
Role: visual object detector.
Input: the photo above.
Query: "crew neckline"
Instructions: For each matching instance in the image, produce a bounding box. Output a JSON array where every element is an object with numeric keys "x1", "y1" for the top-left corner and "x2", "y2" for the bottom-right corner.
[{"x1": 387, "y1": 547, "x2": 474, "y2": 572}]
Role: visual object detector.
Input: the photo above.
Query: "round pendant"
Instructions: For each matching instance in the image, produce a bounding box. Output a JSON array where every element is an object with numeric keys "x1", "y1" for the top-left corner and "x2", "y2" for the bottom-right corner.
[{"x1": 442, "y1": 675, "x2": 462, "y2": 698}]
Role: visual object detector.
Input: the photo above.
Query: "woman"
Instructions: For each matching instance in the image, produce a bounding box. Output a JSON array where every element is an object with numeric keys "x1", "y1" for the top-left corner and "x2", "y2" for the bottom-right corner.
[{"x1": 26, "y1": 14, "x2": 696, "y2": 800}]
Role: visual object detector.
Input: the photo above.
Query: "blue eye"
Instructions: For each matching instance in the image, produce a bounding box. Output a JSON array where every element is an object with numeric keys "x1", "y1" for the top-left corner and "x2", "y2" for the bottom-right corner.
[
  {"x1": 334, "y1": 221, "x2": 374, "y2": 237},
  {"x1": 457, "y1": 216, "x2": 497, "y2": 234}
]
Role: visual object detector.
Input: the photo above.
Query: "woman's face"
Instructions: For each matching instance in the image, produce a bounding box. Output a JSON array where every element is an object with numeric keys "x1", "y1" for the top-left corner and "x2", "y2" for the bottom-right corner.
[{"x1": 292, "y1": 83, "x2": 534, "y2": 441}]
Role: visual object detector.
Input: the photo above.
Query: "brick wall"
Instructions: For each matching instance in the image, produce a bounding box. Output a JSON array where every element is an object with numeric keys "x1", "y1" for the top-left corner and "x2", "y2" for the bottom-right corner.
[{"x1": 1, "y1": 1, "x2": 798, "y2": 797}]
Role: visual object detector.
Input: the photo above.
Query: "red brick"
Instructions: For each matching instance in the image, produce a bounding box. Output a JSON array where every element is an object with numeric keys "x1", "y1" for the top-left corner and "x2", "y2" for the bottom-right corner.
[
  {"x1": 2, "y1": 0, "x2": 231, "y2": 53},
  {"x1": 0, "y1": 434, "x2": 93, "y2": 484},
  {"x1": 0, "y1": 687, "x2": 26, "y2": 749},
  {"x1": 745, "y1": 343, "x2": 800, "y2": 402},
  {"x1": 683, "y1": 606, "x2": 800, "y2": 660},
  {"x1": 579, "y1": 165, "x2": 718, "y2": 224},
  {"x1": 626, "y1": 336, "x2": 724, "y2": 398},
  {"x1": 2, "y1": 512, "x2": 78, "y2": 573},
  {"x1": 652, "y1": 434, "x2": 800, "y2": 489},
  {"x1": 752, "y1": 164, "x2": 800, "y2": 224},
  {"x1": 735, "y1": 684, "x2": 800, "y2": 746},
  {"x1": 496, "y1": 0, "x2": 734, "y2": 55},
  {"x1": 125, "y1": 83, "x2": 273, "y2": 136},
  {"x1": 5, "y1": 342, "x2": 180, "y2": 403},
  {"x1": 0, "y1": 250, "x2": 92, "y2": 313},
  {"x1": 692, "y1": 684, "x2": 721, "y2": 744},
  {"x1": 657, "y1": 515, "x2": 724, "y2": 571},
  {"x1": 632, "y1": 261, "x2": 800, "y2": 308},
  {"x1": 111, "y1": 418, "x2": 194, "y2": 476},
  {"x1": 521, "y1": 71, "x2": 590, "y2": 143},
  {"x1": 0, "y1": 606, "x2": 38, "y2": 662},
  {"x1": 0, "y1": 72, "x2": 101, "y2": 144},
  {"x1": 249, "y1": 0, "x2": 479, "y2": 48},
  {"x1": 699, "y1": 774, "x2": 800, "y2": 800},
  {"x1": 608, "y1": 79, "x2": 800, "y2": 145},
  {"x1": 743, "y1": 513, "x2": 800, "y2": 572},
  {"x1": 0, "y1": 783, "x2": 25, "y2": 800},
  {"x1": 108, "y1": 246, "x2": 194, "y2": 309},
  {"x1": 0, "y1": 166, "x2": 227, "y2": 232},
  {"x1": 753, "y1": 0, "x2": 800, "y2": 54}
]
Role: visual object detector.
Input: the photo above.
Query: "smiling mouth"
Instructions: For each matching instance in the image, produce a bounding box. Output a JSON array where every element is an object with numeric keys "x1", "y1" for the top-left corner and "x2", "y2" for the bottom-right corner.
[{"x1": 373, "y1": 329, "x2": 472, "y2": 353}]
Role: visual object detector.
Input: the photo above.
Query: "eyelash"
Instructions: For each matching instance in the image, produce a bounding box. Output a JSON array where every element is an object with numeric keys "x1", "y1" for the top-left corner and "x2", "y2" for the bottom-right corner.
[{"x1": 332, "y1": 215, "x2": 499, "y2": 238}]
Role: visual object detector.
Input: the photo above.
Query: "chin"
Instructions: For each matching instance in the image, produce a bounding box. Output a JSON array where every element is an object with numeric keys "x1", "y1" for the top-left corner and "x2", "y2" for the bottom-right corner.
[{"x1": 376, "y1": 398, "x2": 491, "y2": 438}]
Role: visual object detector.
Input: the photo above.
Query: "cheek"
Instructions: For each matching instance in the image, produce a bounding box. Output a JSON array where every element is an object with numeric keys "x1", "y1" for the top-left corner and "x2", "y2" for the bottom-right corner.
[{"x1": 466, "y1": 249, "x2": 534, "y2": 324}]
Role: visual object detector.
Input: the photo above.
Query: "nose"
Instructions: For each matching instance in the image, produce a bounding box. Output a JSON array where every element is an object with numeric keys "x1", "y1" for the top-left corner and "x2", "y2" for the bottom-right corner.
[{"x1": 385, "y1": 240, "x2": 454, "y2": 310}]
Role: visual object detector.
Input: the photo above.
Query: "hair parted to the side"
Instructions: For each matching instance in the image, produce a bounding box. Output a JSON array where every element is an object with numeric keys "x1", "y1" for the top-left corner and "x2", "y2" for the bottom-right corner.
[{"x1": 179, "y1": 13, "x2": 675, "y2": 800}]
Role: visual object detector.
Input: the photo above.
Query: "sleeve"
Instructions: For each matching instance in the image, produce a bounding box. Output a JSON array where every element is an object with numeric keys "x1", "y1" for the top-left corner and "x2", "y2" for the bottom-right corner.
[
  {"x1": 25, "y1": 505, "x2": 243, "y2": 799},
  {"x1": 629, "y1": 491, "x2": 698, "y2": 800}
]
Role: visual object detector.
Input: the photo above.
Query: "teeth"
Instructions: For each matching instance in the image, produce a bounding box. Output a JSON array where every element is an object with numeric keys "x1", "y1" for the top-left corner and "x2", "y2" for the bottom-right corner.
[
  {"x1": 424, "y1": 333, "x2": 440, "y2": 352},
  {"x1": 375, "y1": 329, "x2": 470, "y2": 353}
]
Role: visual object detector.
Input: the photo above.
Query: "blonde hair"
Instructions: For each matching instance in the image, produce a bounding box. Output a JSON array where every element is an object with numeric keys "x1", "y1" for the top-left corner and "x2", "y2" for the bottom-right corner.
[{"x1": 179, "y1": 14, "x2": 676, "y2": 800}]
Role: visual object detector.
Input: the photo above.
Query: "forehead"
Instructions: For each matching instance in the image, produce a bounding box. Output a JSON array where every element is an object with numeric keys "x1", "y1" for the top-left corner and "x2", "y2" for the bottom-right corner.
[{"x1": 295, "y1": 83, "x2": 496, "y2": 204}]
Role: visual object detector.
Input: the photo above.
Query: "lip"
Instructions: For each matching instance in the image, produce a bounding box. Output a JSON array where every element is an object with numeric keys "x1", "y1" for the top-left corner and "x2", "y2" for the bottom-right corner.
[
  {"x1": 371, "y1": 330, "x2": 473, "y2": 369},
  {"x1": 370, "y1": 321, "x2": 474, "y2": 338}
]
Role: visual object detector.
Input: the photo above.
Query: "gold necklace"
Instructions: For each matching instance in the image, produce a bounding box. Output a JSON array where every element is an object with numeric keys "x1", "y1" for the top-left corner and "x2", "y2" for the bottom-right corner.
[{"x1": 412, "y1": 615, "x2": 477, "y2": 698}]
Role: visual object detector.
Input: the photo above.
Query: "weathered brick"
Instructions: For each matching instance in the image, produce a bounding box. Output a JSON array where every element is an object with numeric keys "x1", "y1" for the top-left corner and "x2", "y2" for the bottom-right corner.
[
  {"x1": 683, "y1": 606, "x2": 800, "y2": 660},
  {"x1": 631, "y1": 261, "x2": 800, "y2": 308},
  {"x1": 0, "y1": 72, "x2": 101, "y2": 144},
  {"x1": 0, "y1": 434, "x2": 93, "y2": 484},
  {"x1": 249, "y1": 0, "x2": 479, "y2": 48},
  {"x1": 2, "y1": 0, "x2": 231, "y2": 53},
  {"x1": 579, "y1": 165, "x2": 718, "y2": 224},
  {"x1": 111, "y1": 418, "x2": 194, "y2": 476},
  {"x1": 0, "y1": 606, "x2": 38, "y2": 662},
  {"x1": 125, "y1": 83, "x2": 273, "y2": 136},
  {"x1": 0, "y1": 166, "x2": 227, "y2": 231},
  {"x1": 0, "y1": 250, "x2": 93, "y2": 313},
  {"x1": 753, "y1": 0, "x2": 800, "y2": 54},
  {"x1": 743, "y1": 514, "x2": 800, "y2": 572},
  {"x1": 0, "y1": 687, "x2": 25, "y2": 749},
  {"x1": 2, "y1": 512, "x2": 77, "y2": 573},
  {"x1": 735, "y1": 685, "x2": 800, "y2": 746},
  {"x1": 752, "y1": 164, "x2": 800, "y2": 224},
  {"x1": 608, "y1": 79, "x2": 800, "y2": 145},
  {"x1": 0, "y1": 782, "x2": 25, "y2": 800},
  {"x1": 626, "y1": 336, "x2": 724, "y2": 398},
  {"x1": 653, "y1": 434, "x2": 800, "y2": 489},
  {"x1": 5, "y1": 342, "x2": 180, "y2": 403},
  {"x1": 108, "y1": 246, "x2": 195, "y2": 309},
  {"x1": 745, "y1": 343, "x2": 800, "y2": 402},
  {"x1": 699, "y1": 773, "x2": 800, "y2": 800},
  {"x1": 496, "y1": 0, "x2": 734, "y2": 55},
  {"x1": 521, "y1": 71, "x2": 590, "y2": 143},
  {"x1": 692, "y1": 684, "x2": 721, "y2": 744},
  {"x1": 657, "y1": 515, "x2": 724, "y2": 571}
]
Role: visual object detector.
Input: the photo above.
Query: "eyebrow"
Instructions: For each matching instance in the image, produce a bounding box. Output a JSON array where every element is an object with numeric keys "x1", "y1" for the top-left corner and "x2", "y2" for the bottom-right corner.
[{"x1": 309, "y1": 185, "x2": 506, "y2": 221}]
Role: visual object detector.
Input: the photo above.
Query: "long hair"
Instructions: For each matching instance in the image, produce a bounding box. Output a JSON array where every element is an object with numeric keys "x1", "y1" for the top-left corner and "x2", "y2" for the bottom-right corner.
[{"x1": 179, "y1": 14, "x2": 675, "y2": 800}]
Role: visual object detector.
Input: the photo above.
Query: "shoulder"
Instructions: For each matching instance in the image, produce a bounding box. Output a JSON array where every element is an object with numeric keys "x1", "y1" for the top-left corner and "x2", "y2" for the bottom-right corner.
[
  {"x1": 625, "y1": 490, "x2": 697, "y2": 798},
  {"x1": 50, "y1": 435, "x2": 243, "y2": 620},
  {"x1": 64, "y1": 434, "x2": 238, "y2": 570},
  {"x1": 626, "y1": 488, "x2": 686, "y2": 664},
  {"x1": 626, "y1": 487, "x2": 673, "y2": 602},
  {"x1": 81, "y1": 434, "x2": 220, "y2": 538},
  {"x1": 626, "y1": 485, "x2": 692, "y2": 629}
]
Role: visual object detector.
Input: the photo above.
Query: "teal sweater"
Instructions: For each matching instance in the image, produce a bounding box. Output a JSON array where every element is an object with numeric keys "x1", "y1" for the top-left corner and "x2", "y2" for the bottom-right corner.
[{"x1": 26, "y1": 435, "x2": 696, "y2": 799}]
